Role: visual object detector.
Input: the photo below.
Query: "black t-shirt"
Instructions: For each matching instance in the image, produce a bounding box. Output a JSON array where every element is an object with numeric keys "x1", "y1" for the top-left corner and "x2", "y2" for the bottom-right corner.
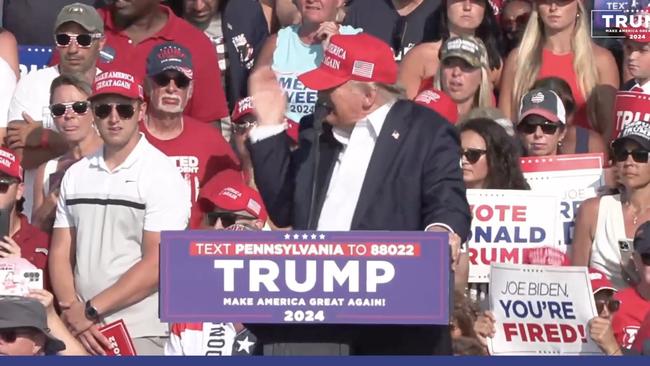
[
  {"x1": 3, "y1": 0, "x2": 107, "y2": 45},
  {"x1": 344, "y1": 0, "x2": 441, "y2": 61}
]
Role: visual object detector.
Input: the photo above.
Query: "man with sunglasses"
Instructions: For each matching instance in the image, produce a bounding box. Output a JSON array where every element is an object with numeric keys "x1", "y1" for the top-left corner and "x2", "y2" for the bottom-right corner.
[
  {"x1": 6, "y1": 3, "x2": 105, "y2": 222},
  {"x1": 516, "y1": 89, "x2": 567, "y2": 157},
  {"x1": 140, "y1": 42, "x2": 241, "y2": 209},
  {"x1": 49, "y1": 70, "x2": 190, "y2": 355},
  {"x1": 91, "y1": 0, "x2": 229, "y2": 125},
  {"x1": 611, "y1": 220, "x2": 650, "y2": 350}
]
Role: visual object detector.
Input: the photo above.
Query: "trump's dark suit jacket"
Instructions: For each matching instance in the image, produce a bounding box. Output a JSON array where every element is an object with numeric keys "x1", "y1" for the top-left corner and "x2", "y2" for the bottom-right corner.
[{"x1": 246, "y1": 100, "x2": 471, "y2": 355}]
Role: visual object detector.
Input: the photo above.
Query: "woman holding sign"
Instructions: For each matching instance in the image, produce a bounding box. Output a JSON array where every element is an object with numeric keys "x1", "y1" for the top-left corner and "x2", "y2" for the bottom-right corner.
[{"x1": 572, "y1": 121, "x2": 650, "y2": 289}]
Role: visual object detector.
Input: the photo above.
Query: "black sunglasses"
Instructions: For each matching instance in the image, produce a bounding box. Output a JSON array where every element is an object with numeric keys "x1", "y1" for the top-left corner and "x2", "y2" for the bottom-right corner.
[
  {"x1": 55, "y1": 33, "x2": 101, "y2": 48},
  {"x1": 152, "y1": 73, "x2": 191, "y2": 89},
  {"x1": 50, "y1": 101, "x2": 90, "y2": 117},
  {"x1": 595, "y1": 299, "x2": 620, "y2": 314},
  {"x1": 0, "y1": 328, "x2": 33, "y2": 343},
  {"x1": 517, "y1": 121, "x2": 562, "y2": 135},
  {"x1": 207, "y1": 212, "x2": 254, "y2": 228},
  {"x1": 613, "y1": 149, "x2": 650, "y2": 163},
  {"x1": 93, "y1": 103, "x2": 136, "y2": 119},
  {"x1": 460, "y1": 148, "x2": 487, "y2": 164}
]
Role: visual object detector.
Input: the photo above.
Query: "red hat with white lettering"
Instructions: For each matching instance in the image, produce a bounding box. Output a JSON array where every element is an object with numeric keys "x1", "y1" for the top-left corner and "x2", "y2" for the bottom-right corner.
[
  {"x1": 588, "y1": 268, "x2": 617, "y2": 294},
  {"x1": 0, "y1": 147, "x2": 23, "y2": 183},
  {"x1": 298, "y1": 33, "x2": 398, "y2": 91},
  {"x1": 414, "y1": 89, "x2": 459, "y2": 124},
  {"x1": 231, "y1": 96, "x2": 255, "y2": 123},
  {"x1": 90, "y1": 71, "x2": 144, "y2": 100},
  {"x1": 198, "y1": 171, "x2": 268, "y2": 222}
]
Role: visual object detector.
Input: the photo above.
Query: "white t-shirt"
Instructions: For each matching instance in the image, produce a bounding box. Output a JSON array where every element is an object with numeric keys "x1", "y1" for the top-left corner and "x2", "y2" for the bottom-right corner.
[
  {"x1": 7, "y1": 65, "x2": 60, "y2": 129},
  {"x1": 0, "y1": 57, "x2": 17, "y2": 127}
]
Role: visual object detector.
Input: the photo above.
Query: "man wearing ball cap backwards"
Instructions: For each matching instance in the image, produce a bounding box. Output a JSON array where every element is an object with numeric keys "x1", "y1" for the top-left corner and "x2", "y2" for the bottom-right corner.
[
  {"x1": 247, "y1": 32, "x2": 470, "y2": 355},
  {"x1": 49, "y1": 70, "x2": 190, "y2": 355}
]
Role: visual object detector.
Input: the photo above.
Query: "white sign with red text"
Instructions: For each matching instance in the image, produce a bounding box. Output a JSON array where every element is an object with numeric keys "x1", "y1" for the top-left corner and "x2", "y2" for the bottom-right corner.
[
  {"x1": 521, "y1": 154, "x2": 604, "y2": 248},
  {"x1": 488, "y1": 263, "x2": 601, "y2": 355},
  {"x1": 467, "y1": 190, "x2": 560, "y2": 283}
]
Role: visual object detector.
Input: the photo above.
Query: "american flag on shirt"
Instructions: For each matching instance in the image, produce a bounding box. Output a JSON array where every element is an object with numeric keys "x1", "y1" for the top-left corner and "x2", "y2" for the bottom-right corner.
[{"x1": 352, "y1": 61, "x2": 375, "y2": 79}]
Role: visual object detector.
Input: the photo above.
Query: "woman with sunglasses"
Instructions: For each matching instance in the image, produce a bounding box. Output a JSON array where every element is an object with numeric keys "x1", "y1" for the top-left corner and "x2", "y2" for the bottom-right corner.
[
  {"x1": 515, "y1": 89, "x2": 568, "y2": 157},
  {"x1": 252, "y1": 0, "x2": 360, "y2": 123},
  {"x1": 31, "y1": 75, "x2": 102, "y2": 233},
  {"x1": 459, "y1": 118, "x2": 529, "y2": 190},
  {"x1": 398, "y1": 0, "x2": 503, "y2": 99},
  {"x1": 532, "y1": 77, "x2": 607, "y2": 155},
  {"x1": 572, "y1": 121, "x2": 650, "y2": 290},
  {"x1": 435, "y1": 36, "x2": 494, "y2": 120},
  {"x1": 499, "y1": 0, "x2": 619, "y2": 137}
]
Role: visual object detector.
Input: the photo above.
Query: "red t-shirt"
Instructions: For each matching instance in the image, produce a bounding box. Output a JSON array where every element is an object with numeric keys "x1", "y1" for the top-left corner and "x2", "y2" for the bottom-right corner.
[
  {"x1": 612, "y1": 287, "x2": 650, "y2": 349},
  {"x1": 140, "y1": 116, "x2": 241, "y2": 203},
  {"x1": 632, "y1": 311, "x2": 650, "y2": 353},
  {"x1": 13, "y1": 214, "x2": 51, "y2": 290},
  {"x1": 97, "y1": 5, "x2": 229, "y2": 122}
]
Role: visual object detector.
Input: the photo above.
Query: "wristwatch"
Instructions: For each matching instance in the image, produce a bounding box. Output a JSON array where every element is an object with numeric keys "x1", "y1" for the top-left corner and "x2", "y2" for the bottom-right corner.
[{"x1": 84, "y1": 300, "x2": 100, "y2": 321}]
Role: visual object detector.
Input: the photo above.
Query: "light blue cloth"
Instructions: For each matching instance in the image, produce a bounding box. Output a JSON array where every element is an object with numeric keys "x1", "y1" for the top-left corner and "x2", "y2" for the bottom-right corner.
[{"x1": 272, "y1": 24, "x2": 361, "y2": 122}]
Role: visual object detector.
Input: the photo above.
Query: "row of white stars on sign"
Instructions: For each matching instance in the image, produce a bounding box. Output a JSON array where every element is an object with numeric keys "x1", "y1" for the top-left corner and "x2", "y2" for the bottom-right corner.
[{"x1": 284, "y1": 233, "x2": 326, "y2": 240}]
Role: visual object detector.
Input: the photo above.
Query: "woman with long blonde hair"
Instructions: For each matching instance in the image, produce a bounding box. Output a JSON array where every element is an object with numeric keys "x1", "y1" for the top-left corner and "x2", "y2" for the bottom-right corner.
[
  {"x1": 499, "y1": 0, "x2": 619, "y2": 137},
  {"x1": 434, "y1": 36, "x2": 494, "y2": 119}
]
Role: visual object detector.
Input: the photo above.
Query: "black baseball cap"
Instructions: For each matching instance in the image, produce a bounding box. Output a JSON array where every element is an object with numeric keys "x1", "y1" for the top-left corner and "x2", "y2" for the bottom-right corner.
[
  {"x1": 0, "y1": 297, "x2": 66, "y2": 355},
  {"x1": 146, "y1": 42, "x2": 194, "y2": 80},
  {"x1": 612, "y1": 120, "x2": 650, "y2": 151},
  {"x1": 518, "y1": 89, "x2": 567, "y2": 125}
]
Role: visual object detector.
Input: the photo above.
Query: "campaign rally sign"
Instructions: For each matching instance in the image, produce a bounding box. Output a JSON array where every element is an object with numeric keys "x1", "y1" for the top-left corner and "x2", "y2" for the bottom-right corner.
[
  {"x1": 488, "y1": 263, "x2": 601, "y2": 355},
  {"x1": 99, "y1": 320, "x2": 137, "y2": 356},
  {"x1": 160, "y1": 231, "x2": 450, "y2": 325},
  {"x1": 467, "y1": 190, "x2": 560, "y2": 283},
  {"x1": 18, "y1": 45, "x2": 52, "y2": 76},
  {"x1": 613, "y1": 91, "x2": 650, "y2": 141},
  {"x1": 521, "y1": 154, "x2": 605, "y2": 247}
]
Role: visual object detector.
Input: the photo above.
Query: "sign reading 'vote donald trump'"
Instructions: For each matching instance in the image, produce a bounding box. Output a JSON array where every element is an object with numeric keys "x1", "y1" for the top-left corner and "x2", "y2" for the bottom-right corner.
[
  {"x1": 467, "y1": 190, "x2": 560, "y2": 283},
  {"x1": 160, "y1": 231, "x2": 450, "y2": 325}
]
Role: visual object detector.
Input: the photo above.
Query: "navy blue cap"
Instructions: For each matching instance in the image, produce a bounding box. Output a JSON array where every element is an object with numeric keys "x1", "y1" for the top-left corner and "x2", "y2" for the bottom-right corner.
[{"x1": 146, "y1": 42, "x2": 193, "y2": 79}]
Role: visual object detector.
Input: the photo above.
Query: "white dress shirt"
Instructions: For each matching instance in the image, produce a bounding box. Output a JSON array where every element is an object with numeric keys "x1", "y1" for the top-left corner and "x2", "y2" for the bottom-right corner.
[
  {"x1": 631, "y1": 79, "x2": 650, "y2": 93},
  {"x1": 317, "y1": 102, "x2": 394, "y2": 230}
]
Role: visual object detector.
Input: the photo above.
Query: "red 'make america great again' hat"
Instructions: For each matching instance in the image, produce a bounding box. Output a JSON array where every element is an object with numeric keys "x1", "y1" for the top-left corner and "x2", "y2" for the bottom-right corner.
[{"x1": 298, "y1": 33, "x2": 398, "y2": 91}]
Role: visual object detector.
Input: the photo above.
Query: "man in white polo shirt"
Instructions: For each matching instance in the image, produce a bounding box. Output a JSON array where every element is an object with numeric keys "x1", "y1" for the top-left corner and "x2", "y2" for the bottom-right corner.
[{"x1": 48, "y1": 70, "x2": 190, "y2": 355}]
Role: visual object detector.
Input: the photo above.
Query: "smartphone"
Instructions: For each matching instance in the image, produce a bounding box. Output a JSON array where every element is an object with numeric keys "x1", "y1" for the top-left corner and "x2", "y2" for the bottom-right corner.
[
  {"x1": 0, "y1": 208, "x2": 10, "y2": 252},
  {"x1": 619, "y1": 239, "x2": 640, "y2": 284}
]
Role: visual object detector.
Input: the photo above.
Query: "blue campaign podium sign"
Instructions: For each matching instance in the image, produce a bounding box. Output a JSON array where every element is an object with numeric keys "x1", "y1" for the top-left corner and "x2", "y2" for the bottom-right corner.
[{"x1": 160, "y1": 230, "x2": 451, "y2": 325}]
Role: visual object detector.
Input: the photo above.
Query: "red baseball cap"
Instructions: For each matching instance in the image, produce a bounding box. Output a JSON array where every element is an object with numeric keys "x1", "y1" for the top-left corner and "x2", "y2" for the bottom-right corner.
[
  {"x1": 414, "y1": 89, "x2": 459, "y2": 124},
  {"x1": 90, "y1": 71, "x2": 144, "y2": 100},
  {"x1": 198, "y1": 171, "x2": 268, "y2": 222},
  {"x1": 0, "y1": 147, "x2": 23, "y2": 182},
  {"x1": 588, "y1": 268, "x2": 617, "y2": 294},
  {"x1": 231, "y1": 97, "x2": 255, "y2": 122},
  {"x1": 522, "y1": 246, "x2": 570, "y2": 266},
  {"x1": 298, "y1": 33, "x2": 398, "y2": 91}
]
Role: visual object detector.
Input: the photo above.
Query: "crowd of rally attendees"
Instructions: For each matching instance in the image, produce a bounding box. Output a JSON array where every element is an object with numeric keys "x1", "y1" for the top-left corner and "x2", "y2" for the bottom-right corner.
[{"x1": 0, "y1": 0, "x2": 649, "y2": 356}]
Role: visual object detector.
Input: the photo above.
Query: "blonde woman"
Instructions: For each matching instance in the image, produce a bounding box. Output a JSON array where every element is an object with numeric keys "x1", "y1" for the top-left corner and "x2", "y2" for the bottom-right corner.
[
  {"x1": 499, "y1": 0, "x2": 619, "y2": 137},
  {"x1": 435, "y1": 36, "x2": 494, "y2": 120}
]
